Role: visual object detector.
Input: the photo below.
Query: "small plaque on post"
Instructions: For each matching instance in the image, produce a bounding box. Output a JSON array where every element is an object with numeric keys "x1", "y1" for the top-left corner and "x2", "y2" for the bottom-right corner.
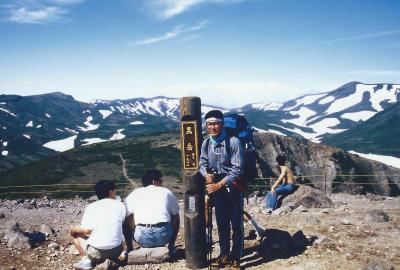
[{"x1": 181, "y1": 121, "x2": 199, "y2": 170}]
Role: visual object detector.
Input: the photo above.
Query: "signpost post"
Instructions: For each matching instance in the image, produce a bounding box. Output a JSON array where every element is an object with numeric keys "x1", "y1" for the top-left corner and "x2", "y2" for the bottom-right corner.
[{"x1": 180, "y1": 97, "x2": 207, "y2": 269}]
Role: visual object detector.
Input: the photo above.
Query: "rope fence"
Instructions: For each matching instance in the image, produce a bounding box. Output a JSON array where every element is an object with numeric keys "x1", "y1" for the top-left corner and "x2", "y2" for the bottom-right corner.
[{"x1": 0, "y1": 174, "x2": 399, "y2": 198}]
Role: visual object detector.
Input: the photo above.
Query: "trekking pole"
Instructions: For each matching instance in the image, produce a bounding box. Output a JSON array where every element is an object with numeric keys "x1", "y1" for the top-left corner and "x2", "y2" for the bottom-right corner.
[{"x1": 207, "y1": 194, "x2": 213, "y2": 270}]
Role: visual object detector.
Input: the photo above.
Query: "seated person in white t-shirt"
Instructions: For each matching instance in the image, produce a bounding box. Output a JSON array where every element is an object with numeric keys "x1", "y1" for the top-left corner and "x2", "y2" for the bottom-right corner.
[
  {"x1": 70, "y1": 180, "x2": 126, "y2": 270},
  {"x1": 123, "y1": 169, "x2": 180, "y2": 254}
]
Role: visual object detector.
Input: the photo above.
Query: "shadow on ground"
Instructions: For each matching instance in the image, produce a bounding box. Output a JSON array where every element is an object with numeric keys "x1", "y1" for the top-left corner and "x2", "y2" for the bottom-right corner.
[{"x1": 241, "y1": 229, "x2": 314, "y2": 269}]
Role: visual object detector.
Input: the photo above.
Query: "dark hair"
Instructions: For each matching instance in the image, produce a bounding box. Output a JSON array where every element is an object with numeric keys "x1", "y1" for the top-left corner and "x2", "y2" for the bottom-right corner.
[
  {"x1": 205, "y1": 110, "x2": 223, "y2": 121},
  {"x1": 142, "y1": 169, "x2": 162, "y2": 187},
  {"x1": 94, "y1": 180, "x2": 116, "y2": 200},
  {"x1": 276, "y1": 155, "x2": 286, "y2": 166}
]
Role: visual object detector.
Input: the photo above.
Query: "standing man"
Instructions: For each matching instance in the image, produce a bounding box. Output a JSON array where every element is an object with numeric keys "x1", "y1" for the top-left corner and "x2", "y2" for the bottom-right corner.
[
  {"x1": 199, "y1": 110, "x2": 244, "y2": 270},
  {"x1": 70, "y1": 180, "x2": 126, "y2": 270},
  {"x1": 123, "y1": 169, "x2": 180, "y2": 254}
]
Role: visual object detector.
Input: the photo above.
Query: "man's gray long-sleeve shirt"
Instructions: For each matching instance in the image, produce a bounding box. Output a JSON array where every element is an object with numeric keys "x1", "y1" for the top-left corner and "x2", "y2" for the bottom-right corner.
[{"x1": 199, "y1": 136, "x2": 243, "y2": 186}]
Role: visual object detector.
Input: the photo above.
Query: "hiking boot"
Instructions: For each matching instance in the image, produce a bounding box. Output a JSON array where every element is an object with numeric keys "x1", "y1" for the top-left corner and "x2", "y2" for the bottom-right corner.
[
  {"x1": 73, "y1": 256, "x2": 94, "y2": 270},
  {"x1": 247, "y1": 229, "x2": 257, "y2": 240},
  {"x1": 210, "y1": 255, "x2": 229, "y2": 268},
  {"x1": 228, "y1": 260, "x2": 241, "y2": 270}
]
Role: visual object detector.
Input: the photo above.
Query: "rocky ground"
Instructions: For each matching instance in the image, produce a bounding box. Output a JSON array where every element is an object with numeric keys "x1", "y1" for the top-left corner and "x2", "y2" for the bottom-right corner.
[{"x1": 0, "y1": 189, "x2": 399, "y2": 270}]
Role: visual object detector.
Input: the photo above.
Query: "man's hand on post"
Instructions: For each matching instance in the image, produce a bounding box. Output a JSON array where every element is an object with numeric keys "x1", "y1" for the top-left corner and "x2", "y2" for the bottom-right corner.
[
  {"x1": 206, "y1": 183, "x2": 219, "y2": 194},
  {"x1": 205, "y1": 173, "x2": 215, "y2": 184}
]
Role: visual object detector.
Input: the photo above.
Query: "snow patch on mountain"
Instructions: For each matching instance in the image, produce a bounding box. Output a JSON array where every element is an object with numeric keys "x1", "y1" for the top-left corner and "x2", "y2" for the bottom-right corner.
[
  {"x1": 78, "y1": 116, "x2": 99, "y2": 131},
  {"x1": 43, "y1": 135, "x2": 77, "y2": 152},
  {"x1": 349, "y1": 151, "x2": 400, "y2": 169},
  {"x1": 269, "y1": 123, "x2": 318, "y2": 141},
  {"x1": 110, "y1": 129, "x2": 125, "y2": 140},
  {"x1": 0, "y1": 108, "x2": 17, "y2": 117},
  {"x1": 99, "y1": 110, "x2": 113, "y2": 119},
  {"x1": 283, "y1": 93, "x2": 326, "y2": 111},
  {"x1": 325, "y1": 84, "x2": 377, "y2": 115},
  {"x1": 309, "y1": 118, "x2": 346, "y2": 134},
  {"x1": 319, "y1": 95, "x2": 335, "y2": 105},
  {"x1": 81, "y1": 138, "x2": 107, "y2": 146},
  {"x1": 341, "y1": 111, "x2": 376, "y2": 122},
  {"x1": 251, "y1": 102, "x2": 283, "y2": 111},
  {"x1": 370, "y1": 84, "x2": 399, "y2": 111},
  {"x1": 130, "y1": 121, "x2": 144, "y2": 125},
  {"x1": 282, "y1": 107, "x2": 316, "y2": 126},
  {"x1": 65, "y1": 128, "x2": 79, "y2": 134}
]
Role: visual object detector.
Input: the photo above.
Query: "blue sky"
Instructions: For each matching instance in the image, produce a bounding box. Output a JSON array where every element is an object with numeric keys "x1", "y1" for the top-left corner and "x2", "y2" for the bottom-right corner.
[{"x1": 0, "y1": 0, "x2": 399, "y2": 108}]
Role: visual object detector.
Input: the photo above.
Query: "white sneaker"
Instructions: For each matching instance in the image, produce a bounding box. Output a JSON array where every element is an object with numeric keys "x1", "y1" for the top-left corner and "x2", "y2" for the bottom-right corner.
[
  {"x1": 73, "y1": 256, "x2": 94, "y2": 270},
  {"x1": 263, "y1": 208, "x2": 273, "y2": 215}
]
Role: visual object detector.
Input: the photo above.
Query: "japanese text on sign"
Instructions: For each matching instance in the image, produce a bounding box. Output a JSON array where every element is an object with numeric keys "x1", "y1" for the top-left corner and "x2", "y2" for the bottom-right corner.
[{"x1": 181, "y1": 121, "x2": 199, "y2": 170}]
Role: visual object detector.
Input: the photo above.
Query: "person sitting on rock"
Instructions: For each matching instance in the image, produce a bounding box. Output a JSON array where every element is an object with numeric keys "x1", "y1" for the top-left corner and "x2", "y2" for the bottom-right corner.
[
  {"x1": 123, "y1": 169, "x2": 180, "y2": 255},
  {"x1": 265, "y1": 155, "x2": 296, "y2": 213},
  {"x1": 70, "y1": 180, "x2": 126, "y2": 270}
]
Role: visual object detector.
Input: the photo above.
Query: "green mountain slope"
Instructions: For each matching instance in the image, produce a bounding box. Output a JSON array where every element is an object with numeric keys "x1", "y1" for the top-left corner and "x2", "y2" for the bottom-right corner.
[
  {"x1": 0, "y1": 132, "x2": 182, "y2": 198},
  {"x1": 322, "y1": 102, "x2": 400, "y2": 157}
]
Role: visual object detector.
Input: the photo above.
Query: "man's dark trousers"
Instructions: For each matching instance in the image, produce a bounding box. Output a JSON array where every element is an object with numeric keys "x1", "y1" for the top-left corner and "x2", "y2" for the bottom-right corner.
[{"x1": 213, "y1": 185, "x2": 243, "y2": 261}]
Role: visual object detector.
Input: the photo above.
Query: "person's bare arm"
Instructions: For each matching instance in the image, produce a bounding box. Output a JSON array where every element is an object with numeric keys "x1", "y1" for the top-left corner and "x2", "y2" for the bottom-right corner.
[
  {"x1": 123, "y1": 214, "x2": 135, "y2": 252},
  {"x1": 169, "y1": 214, "x2": 180, "y2": 251},
  {"x1": 69, "y1": 226, "x2": 92, "y2": 238},
  {"x1": 271, "y1": 167, "x2": 287, "y2": 192},
  {"x1": 70, "y1": 226, "x2": 92, "y2": 256}
]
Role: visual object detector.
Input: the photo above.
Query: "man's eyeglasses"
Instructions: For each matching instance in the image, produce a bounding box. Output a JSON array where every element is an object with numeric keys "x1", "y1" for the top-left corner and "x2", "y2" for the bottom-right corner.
[{"x1": 206, "y1": 122, "x2": 222, "y2": 127}]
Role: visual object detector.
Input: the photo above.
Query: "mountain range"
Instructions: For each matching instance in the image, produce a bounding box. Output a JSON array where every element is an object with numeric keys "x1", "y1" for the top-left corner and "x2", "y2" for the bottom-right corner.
[{"x1": 0, "y1": 81, "x2": 399, "y2": 174}]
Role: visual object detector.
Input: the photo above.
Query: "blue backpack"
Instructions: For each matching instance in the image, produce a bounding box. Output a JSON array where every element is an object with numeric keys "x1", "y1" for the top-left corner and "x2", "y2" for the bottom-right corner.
[
  {"x1": 223, "y1": 114, "x2": 258, "y2": 184},
  {"x1": 204, "y1": 114, "x2": 258, "y2": 186}
]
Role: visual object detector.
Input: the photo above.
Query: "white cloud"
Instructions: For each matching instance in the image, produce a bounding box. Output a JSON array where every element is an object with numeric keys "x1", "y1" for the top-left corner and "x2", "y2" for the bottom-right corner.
[
  {"x1": 2, "y1": 0, "x2": 86, "y2": 24},
  {"x1": 320, "y1": 30, "x2": 400, "y2": 44},
  {"x1": 129, "y1": 20, "x2": 208, "y2": 46},
  {"x1": 146, "y1": 0, "x2": 248, "y2": 19},
  {"x1": 8, "y1": 6, "x2": 66, "y2": 24}
]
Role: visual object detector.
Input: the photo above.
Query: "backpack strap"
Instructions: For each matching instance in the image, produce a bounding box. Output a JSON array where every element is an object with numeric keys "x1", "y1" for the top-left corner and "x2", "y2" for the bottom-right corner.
[
  {"x1": 205, "y1": 137, "x2": 210, "y2": 156},
  {"x1": 204, "y1": 135, "x2": 231, "y2": 162},
  {"x1": 225, "y1": 135, "x2": 231, "y2": 161}
]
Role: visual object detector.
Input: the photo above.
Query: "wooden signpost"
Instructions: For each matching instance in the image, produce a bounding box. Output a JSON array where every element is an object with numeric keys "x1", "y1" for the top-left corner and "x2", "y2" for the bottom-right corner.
[{"x1": 180, "y1": 97, "x2": 207, "y2": 269}]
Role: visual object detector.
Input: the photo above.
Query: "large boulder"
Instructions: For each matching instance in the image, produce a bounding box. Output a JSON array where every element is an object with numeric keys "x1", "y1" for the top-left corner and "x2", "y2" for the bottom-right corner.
[
  {"x1": 281, "y1": 185, "x2": 334, "y2": 209},
  {"x1": 127, "y1": 247, "x2": 170, "y2": 264},
  {"x1": 4, "y1": 222, "x2": 32, "y2": 249},
  {"x1": 260, "y1": 229, "x2": 310, "y2": 259},
  {"x1": 364, "y1": 210, "x2": 389, "y2": 223}
]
